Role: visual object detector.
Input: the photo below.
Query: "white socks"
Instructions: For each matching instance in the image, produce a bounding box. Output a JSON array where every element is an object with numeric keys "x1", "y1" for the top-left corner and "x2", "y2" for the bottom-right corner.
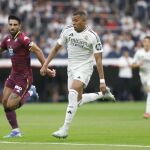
[
  {"x1": 62, "y1": 90, "x2": 103, "y2": 130},
  {"x1": 28, "y1": 90, "x2": 33, "y2": 96},
  {"x1": 146, "y1": 93, "x2": 150, "y2": 113},
  {"x1": 78, "y1": 92, "x2": 103, "y2": 107},
  {"x1": 12, "y1": 128, "x2": 20, "y2": 132},
  {"x1": 63, "y1": 89, "x2": 78, "y2": 130}
]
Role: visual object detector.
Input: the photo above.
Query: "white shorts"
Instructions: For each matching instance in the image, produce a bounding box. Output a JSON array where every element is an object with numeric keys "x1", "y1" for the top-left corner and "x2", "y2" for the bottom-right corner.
[
  {"x1": 140, "y1": 75, "x2": 150, "y2": 91},
  {"x1": 67, "y1": 65, "x2": 93, "y2": 90}
]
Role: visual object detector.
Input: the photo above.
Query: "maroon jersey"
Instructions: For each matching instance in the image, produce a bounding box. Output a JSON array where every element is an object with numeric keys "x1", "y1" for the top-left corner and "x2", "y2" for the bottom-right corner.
[
  {"x1": 0, "y1": 31, "x2": 33, "y2": 97},
  {"x1": 1, "y1": 31, "x2": 32, "y2": 73}
]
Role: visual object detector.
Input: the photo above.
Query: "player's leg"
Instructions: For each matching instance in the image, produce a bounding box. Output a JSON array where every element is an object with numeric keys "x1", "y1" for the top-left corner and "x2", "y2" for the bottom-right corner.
[
  {"x1": 18, "y1": 85, "x2": 39, "y2": 107},
  {"x1": 52, "y1": 79, "x2": 83, "y2": 138},
  {"x1": 78, "y1": 87, "x2": 115, "y2": 106},
  {"x1": 144, "y1": 80, "x2": 150, "y2": 118},
  {"x1": 2, "y1": 75, "x2": 32, "y2": 138},
  {"x1": 77, "y1": 68, "x2": 115, "y2": 107},
  {"x1": 2, "y1": 86, "x2": 21, "y2": 138}
]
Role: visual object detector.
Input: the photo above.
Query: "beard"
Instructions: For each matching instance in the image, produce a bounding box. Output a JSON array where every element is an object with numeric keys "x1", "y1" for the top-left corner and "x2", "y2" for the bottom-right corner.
[{"x1": 9, "y1": 29, "x2": 18, "y2": 36}]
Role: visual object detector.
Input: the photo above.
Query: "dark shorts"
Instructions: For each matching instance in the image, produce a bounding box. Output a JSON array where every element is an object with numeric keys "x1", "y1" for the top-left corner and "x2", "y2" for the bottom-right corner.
[{"x1": 5, "y1": 71, "x2": 33, "y2": 97}]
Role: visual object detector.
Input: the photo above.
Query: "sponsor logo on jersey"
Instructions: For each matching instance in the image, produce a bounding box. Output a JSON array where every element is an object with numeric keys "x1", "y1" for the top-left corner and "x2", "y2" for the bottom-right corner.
[
  {"x1": 8, "y1": 46, "x2": 14, "y2": 56},
  {"x1": 69, "y1": 38, "x2": 90, "y2": 49}
]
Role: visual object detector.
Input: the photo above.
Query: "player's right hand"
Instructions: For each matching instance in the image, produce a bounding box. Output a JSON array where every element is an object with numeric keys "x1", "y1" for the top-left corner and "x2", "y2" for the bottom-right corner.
[{"x1": 40, "y1": 66, "x2": 47, "y2": 76}]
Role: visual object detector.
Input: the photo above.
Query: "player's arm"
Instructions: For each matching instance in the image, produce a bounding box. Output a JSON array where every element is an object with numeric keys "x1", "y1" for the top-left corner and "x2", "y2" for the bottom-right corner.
[
  {"x1": 94, "y1": 52, "x2": 106, "y2": 94},
  {"x1": 30, "y1": 42, "x2": 46, "y2": 65},
  {"x1": 130, "y1": 62, "x2": 143, "y2": 68},
  {"x1": 30, "y1": 42, "x2": 56, "y2": 77},
  {"x1": 40, "y1": 43, "x2": 62, "y2": 76}
]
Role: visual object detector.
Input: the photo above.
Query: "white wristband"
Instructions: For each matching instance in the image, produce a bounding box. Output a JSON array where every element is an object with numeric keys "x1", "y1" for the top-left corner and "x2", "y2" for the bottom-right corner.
[{"x1": 100, "y1": 79, "x2": 105, "y2": 84}]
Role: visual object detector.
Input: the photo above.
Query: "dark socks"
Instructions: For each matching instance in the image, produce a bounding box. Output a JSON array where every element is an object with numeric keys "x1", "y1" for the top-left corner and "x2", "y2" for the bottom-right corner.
[
  {"x1": 4, "y1": 109, "x2": 18, "y2": 129},
  {"x1": 4, "y1": 92, "x2": 30, "y2": 129}
]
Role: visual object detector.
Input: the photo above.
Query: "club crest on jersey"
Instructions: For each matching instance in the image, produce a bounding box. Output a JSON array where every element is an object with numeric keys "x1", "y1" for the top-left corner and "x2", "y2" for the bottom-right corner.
[{"x1": 8, "y1": 46, "x2": 14, "y2": 56}]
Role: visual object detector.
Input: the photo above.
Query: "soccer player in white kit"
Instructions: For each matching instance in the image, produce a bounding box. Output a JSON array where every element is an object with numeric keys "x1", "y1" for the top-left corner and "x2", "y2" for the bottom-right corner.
[
  {"x1": 131, "y1": 36, "x2": 150, "y2": 118},
  {"x1": 40, "y1": 10, "x2": 115, "y2": 138}
]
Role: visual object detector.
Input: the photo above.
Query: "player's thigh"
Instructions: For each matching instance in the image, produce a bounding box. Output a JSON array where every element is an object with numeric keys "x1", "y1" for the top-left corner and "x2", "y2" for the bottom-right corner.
[
  {"x1": 7, "y1": 76, "x2": 32, "y2": 109},
  {"x1": 2, "y1": 86, "x2": 13, "y2": 107},
  {"x1": 141, "y1": 76, "x2": 150, "y2": 92},
  {"x1": 68, "y1": 66, "x2": 93, "y2": 89},
  {"x1": 7, "y1": 92, "x2": 22, "y2": 109},
  {"x1": 68, "y1": 67, "x2": 93, "y2": 100}
]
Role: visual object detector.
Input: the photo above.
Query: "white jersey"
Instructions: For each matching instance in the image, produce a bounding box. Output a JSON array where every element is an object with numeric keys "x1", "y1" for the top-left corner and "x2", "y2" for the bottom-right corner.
[
  {"x1": 57, "y1": 25, "x2": 103, "y2": 69},
  {"x1": 118, "y1": 56, "x2": 133, "y2": 78},
  {"x1": 133, "y1": 49, "x2": 150, "y2": 85}
]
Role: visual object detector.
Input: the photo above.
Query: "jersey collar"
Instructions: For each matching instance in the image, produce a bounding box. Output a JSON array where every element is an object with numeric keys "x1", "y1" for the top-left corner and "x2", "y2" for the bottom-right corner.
[{"x1": 12, "y1": 31, "x2": 20, "y2": 39}]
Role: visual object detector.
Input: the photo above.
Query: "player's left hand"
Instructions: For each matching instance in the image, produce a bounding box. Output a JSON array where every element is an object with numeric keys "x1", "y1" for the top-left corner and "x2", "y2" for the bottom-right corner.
[
  {"x1": 99, "y1": 83, "x2": 107, "y2": 94},
  {"x1": 46, "y1": 68, "x2": 56, "y2": 77}
]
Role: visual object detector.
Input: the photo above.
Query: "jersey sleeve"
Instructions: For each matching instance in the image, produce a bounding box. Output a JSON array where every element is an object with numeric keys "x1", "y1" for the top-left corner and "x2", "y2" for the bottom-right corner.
[
  {"x1": 19, "y1": 33, "x2": 33, "y2": 50},
  {"x1": 92, "y1": 32, "x2": 103, "y2": 53},
  {"x1": 57, "y1": 26, "x2": 68, "y2": 46}
]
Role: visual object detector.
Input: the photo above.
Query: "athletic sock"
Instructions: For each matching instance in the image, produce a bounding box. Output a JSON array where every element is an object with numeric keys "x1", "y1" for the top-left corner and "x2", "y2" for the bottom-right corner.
[
  {"x1": 12, "y1": 128, "x2": 20, "y2": 132},
  {"x1": 78, "y1": 92, "x2": 103, "y2": 107},
  {"x1": 146, "y1": 92, "x2": 150, "y2": 113},
  {"x1": 62, "y1": 89, "x2": 78, "y2": 130},
  {"x1": 4, "y1": 109, "x2": 18, "y2": 129}
]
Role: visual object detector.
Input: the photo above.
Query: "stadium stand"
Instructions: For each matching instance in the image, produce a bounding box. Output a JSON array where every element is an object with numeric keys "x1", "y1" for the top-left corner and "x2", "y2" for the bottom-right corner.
[{"x1": 0, "y1": 0, "x2": 149, "y2": 102}]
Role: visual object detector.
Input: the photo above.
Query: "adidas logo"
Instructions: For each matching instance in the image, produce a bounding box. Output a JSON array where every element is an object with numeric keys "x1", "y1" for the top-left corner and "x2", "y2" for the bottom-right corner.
[
  {"x1": 67, "y1": 111, "x2": 72, "y2": 114},
  {"x1": 69, "y1": 33, "x2": 73, "y2": 36}
]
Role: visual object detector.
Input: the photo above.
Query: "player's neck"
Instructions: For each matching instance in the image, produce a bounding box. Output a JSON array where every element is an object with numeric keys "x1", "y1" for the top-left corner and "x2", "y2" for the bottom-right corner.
[
  {"x1": 76, "y1": 26, "x2": 87, "y2": 33},
  {"x1": 11, "y1": 31, "x2": 20, "y2": 39}
]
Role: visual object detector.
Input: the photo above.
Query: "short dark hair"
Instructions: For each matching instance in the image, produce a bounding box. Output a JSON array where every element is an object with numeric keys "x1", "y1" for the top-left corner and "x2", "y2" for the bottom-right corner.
[
  {"x1": 73, "y1": 10, "x2": 87, "y2": 19},
  {"x1": 8, "y1": 15, "x2": 21, "y2": 24},
  {"x1": 144, "y1": 36, "x2": 150, "y2": 40}
]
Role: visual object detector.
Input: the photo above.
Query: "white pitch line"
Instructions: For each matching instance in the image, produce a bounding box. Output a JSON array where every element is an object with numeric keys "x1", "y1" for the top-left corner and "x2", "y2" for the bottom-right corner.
[{"x1": 0, "y1": 141, "x2": 150, "y2": 148}]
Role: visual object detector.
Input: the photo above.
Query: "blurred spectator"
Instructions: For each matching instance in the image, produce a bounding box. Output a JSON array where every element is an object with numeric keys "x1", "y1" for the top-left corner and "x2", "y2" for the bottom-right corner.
[
  {"x1": 0, "y1": 0, "x2": 149, "y2": 59},
  {"x1": 117, "y1": 49, "x2": 134, "y2": 101},
  {"x1": 0, "y1": 0, "x2": 150, "y2": 102}
]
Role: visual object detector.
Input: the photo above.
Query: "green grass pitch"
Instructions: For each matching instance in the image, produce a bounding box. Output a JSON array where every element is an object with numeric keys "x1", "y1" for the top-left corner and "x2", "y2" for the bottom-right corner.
[{"x1": 0, "y1": 102, "x2": 150, "y2": 150}]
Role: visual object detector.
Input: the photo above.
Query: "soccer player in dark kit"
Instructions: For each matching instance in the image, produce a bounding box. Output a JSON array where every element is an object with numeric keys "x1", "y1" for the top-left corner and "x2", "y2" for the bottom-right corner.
[{"x1": 0, "y1": 15, "x2": 56, "y2": 138}]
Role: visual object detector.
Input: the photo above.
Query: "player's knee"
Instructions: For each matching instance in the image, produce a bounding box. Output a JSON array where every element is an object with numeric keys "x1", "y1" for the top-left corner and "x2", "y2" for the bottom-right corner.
[
  {"x1": 6, "y1": 102, "x2": 16, "y2": 110},
  {"x1": 4, "y1": 107, "x2": 12, "y2": 112}
]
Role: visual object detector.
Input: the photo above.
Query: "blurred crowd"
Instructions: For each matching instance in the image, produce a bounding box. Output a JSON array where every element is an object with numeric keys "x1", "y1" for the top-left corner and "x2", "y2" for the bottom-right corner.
[
  {"x1": 0, "y1": 0, "x2": 150, "y2": 59},
  {"x1": 0, "y1": 0, "x2": 150, "y2": 102}
]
